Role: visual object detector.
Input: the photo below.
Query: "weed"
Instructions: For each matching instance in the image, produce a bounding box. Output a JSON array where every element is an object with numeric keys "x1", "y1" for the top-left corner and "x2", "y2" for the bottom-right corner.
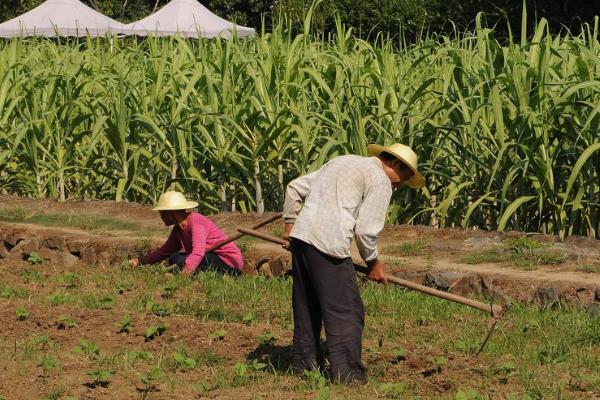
[
  {"x1": 379, "y1": 382, "x2": 406, "y2": 398},
  {"x1": 117, "y1": 315, "x2": 134, "y2": 333},
  {"x1": 242, "y1": 312, "x2": 254, "y2": 325},
  {"x1": 208, "y1": 329, "x2": 228, "y2": 341},
  {"x1": 136, "y1": 235, "x2": 155, "y2": 255},
  {"x1": 115, "y1": 281, "x2": 133, "y2": 294},
  {"x1": 57, "y1": 315, "x2": 76, "y2": 329},
  {"x1": 0, "y1": 285, "x2": 28, "y2": 299},
  {"x1": 0, "y1": 207, "x2": 30, "y2": 222},
  {"x1": 83, "y1": 295, "x2": 114, "y2": 310},
  {"x1": 576, "y1": 264, "x2": 600, "y2": 273},
  {"x1": 237, "y1": 238, "x2": 256, "y2": 254},
  {"x1": 145, "y1": 324, "x2": 166, "y2": 341},
  {"x1": 42, "y1": 389, "x2": 64, "y2": 400},
  {"x1": 257, "y1": 331, "x2": 277, "y2": 346},
  {"x1": 87, "y1": 368, "x2": 113, "y2": 387},
  {"x1": 386, "y1": 239, "x2": 429, "y2": 256},
  {"x1": 462, "y1": 248, "x2": 506, "y2": 264},
  {"x1": 146, "y1": 301, "x2": 172, "y2": 317},
  {"x1": 39, "y1": 355, "x2": 59, "y2": 373},
  {"x1": 172, "y1": 350, "x2": 197, "y2": 370},
  {"x1": 73, "y1": 339, "x2": 100, "y2": 360},
  {"x1": 20, "y1": 269, "x2": 43, "y2": 283},
  {"x1": 139, "y1": 367, "x2": 164, "y2": 399},
  {"x1": 16, "y1": 306, "x2": 29, "y2": 320},
  {"x1": 391, "y1": 346, "x2": 407, "y2": 362},
  {"x1": 46, "y1": 292, "x2": 71, "y2": 306},
  {"x1": 27, "y1": 251, "x2": 44, "y2": 265},
  {"x1": 161, "y1": 282, "x2": 177, "y2": 299},
  {"x1": 304, "y1": 369, "x2": 327, "y2": 390},
  {"x1": 126, "y1": 350, "x2": 153, "y2": 365},
  {"x1": 454, "y1": 389, "x2": 484, "y2": 400},
  {"x1": 60, "y1": 272, "x2": 80, "y2": 288},
  {"x1": 234, "y1": 359, "x2": 267, "y2": 377}
]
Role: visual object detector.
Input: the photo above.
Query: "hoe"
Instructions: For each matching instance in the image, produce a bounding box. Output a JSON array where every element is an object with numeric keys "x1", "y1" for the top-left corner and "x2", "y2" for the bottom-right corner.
[{"x1": 215, "y1": 213, "x2": 504, "y2": 354}]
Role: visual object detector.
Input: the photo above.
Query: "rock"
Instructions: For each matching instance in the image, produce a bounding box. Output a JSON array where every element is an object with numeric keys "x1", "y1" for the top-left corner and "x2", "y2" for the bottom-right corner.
[
  {"x1": 60, "y1": 251, "x2": 79, "y2": 269},
  {"x1": 448, "y1": 276, "x2": 482, "y2": 297},
  {"x1": 45, "y1": 236, "x2": 66, "y2": 251},
  {"x1": 80, "y1": 246, "x2": 97, "y2": 265},
  {"x1": 535, "y1": 287, "x2": 559, "y2": 308},
  {"x1": 267, "y1": 257, "x2": 290, "y2": 277},
  {"x1": 0, "y1": 242, "x2": 10, "y2": 259},
  {"x1": 96, "y1": 251, "x2": 112, "y2": 266},
  {"x1": 392, "y1": 271, "x2": 426, "y2": 285},
  {"x1": 66, "y1": 239, "x2": 89, "y2": 255},
  {"x1": 425, "y1": 271, "x2": 464, "y2": 290},
  {"x1": 3, "y1": 232, "x2": 25, "y2": 247},
  {"x1": 37, "y1": 247, "x2": 78, "y2": 268},
  {"x1": 9, "y1": 239, "x2": 39, "y2": 258},
  {"x1": 575, "y1": 288, "x2": 595, "y2": 308}
]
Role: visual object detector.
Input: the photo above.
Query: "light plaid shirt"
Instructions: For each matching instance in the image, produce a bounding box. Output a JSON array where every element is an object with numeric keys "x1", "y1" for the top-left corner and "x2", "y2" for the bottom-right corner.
[{"x1": 283, "y1": 155, "x2": 392, "y2": 261}]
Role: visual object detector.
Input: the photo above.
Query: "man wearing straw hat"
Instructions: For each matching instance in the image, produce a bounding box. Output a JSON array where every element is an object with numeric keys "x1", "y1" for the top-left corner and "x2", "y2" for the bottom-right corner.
[
  {"x1": 129, "y1": 191, "x2": 244, "y2": 275},
  {"x1": 283, "y1": 143, "x2": 425, "y2": 384}
]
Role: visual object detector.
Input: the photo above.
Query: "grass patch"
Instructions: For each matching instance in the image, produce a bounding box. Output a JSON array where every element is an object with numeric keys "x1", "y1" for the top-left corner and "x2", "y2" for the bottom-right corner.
[
  {"x1": 384, "y1": 239, "x2": 429, "y2": 256},
  {"x1": 576, "y1": 264, "x2": 600, "y2": 273},
  {"x1": 461, "y1": 237, "x2": 567, "y2": 270},
  {"x1": 0, "y1": 208, "x2": 141, "y2": 232}
]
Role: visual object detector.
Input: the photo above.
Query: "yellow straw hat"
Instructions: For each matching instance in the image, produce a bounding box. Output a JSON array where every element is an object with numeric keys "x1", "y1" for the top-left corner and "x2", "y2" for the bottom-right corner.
[
  {"x1": 152, "y1": 191, "x2": 199, "y2": 211},
  {"x1": 367, "y1": 143, "x2": 425, "y2": 189}
]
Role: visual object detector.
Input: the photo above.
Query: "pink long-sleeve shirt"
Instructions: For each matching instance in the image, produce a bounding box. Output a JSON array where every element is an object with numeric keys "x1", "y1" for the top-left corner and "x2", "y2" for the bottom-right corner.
[{"x1": 144, "y1": 212, "x2": 244, "y2": 273}]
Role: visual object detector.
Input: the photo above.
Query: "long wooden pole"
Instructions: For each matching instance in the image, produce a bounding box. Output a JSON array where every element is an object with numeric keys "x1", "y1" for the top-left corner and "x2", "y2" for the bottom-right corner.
[
  {"x1": 236, "y1": 227, "x2": 503, "y2": 318},
  {"x1": 207, "y1": 213, "x2": 283, "y2": 252}
]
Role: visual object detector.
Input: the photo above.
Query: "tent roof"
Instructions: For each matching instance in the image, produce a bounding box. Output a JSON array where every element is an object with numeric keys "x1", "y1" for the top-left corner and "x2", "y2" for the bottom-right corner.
[
  {"x1": 0, "y1": 0, "x2": 125, "y2": 38},
  {"x1": 123, "y1": 0, "x2": 255, "y2": 38}
]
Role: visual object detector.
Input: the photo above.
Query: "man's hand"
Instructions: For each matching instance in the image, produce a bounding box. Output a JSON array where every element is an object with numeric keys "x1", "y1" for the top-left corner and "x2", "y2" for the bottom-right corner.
[
  {"x1": 282, "y1": 223, "x2": 294, "y2": 250},
  {"x1": 366, "y1": 258, "x2": 387, "y2": 284},
  {"x1": 129, "y1": 258, "x2": 140, "y2": 267}
]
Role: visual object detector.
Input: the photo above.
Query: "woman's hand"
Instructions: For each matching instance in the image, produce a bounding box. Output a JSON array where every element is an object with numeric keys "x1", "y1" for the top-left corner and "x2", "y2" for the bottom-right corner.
[{"x1": 129, "y1": 258, "x2": 140, "y2": 267}]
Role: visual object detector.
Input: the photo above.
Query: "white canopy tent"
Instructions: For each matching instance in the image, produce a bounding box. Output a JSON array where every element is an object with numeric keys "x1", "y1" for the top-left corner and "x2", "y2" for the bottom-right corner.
[
  {"x1": 123, "y1": 0, "x2": 255, "y2": 39},
  {"x1": 0, "y1": 0, "x2": 126, "y2": 38}
]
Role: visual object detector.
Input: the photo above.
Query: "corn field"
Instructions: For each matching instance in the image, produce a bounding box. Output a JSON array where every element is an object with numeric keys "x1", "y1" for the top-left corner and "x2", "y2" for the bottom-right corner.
[{"x1": 0, "y1": 14, "x2": 598, "y2": 238}]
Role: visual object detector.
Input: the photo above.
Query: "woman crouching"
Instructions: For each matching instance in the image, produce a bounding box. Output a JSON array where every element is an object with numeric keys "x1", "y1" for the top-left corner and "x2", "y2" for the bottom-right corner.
[{"x1": 129, "y1": 191, "x2": 244, "y2": 276}]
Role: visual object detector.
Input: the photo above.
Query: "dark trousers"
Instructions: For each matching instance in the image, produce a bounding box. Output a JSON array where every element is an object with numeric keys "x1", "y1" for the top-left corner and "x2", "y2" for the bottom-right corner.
[
  {"x1": 168, "y1": 252, "x2": 240, "y2": 276},
  {"x1": 290, "y1": 238, "x2": 367, "y2": 383}
]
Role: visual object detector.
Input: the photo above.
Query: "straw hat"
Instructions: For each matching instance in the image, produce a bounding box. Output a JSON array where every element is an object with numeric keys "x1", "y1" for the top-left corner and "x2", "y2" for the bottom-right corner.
[
  {"x1": 368, "y1": 143, "x2": 425, "y2": 189},
  {"x1": 152, "y1": 191, "x2": 199, "y2": 211}
]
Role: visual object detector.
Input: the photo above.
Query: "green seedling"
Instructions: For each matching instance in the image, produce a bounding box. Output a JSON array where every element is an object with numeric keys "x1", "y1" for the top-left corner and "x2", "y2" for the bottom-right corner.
[
  {"x1": 139, "y1": 367, "x2": 164, "y2": 399},
  {"x1": 494, "y1": 361, "x2": 517, "y2": 375},
  {"x1": 145, "y1": 324, "x2": 166, "y2": 341},
  {"x1": 16, "y1": 306, "x2": 29, "y2": 320},
  {"x1": 27, "y1": 251, "x2": 44, "y2": 265},
  {"x1": 304, "y1": 369, "x2": 327, "y2": 390},
  {"x1": 208, "y1": 329, "x2": 228, "y2": 341},
  {"x1": 42, "y1": 389, "x2": 64, "y2": 400},
  {"x1": 87, "y1": 368, "x2": 113, "y2": 388},
  {"x1": 73, "y1": 339, "x2": 100, "y2": 360},
  {"x1": 126, "y1": 350, "x2": 153, "y2": 365},
  {"x1": 117, "y1": 315, "x2": 134, "y2": 333},
  {"x1": 172, "y1": 351, "x2": 197, "y2": 370},
  {"x1": 233, "y1": 359, "x2": 267, "y2": 377},
  {"x1": 57, "y1": 315, "x2": 76, "y2": 329},
  {"x1": 90, "y1": 295, "x2": 115, "y2": 310}
]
